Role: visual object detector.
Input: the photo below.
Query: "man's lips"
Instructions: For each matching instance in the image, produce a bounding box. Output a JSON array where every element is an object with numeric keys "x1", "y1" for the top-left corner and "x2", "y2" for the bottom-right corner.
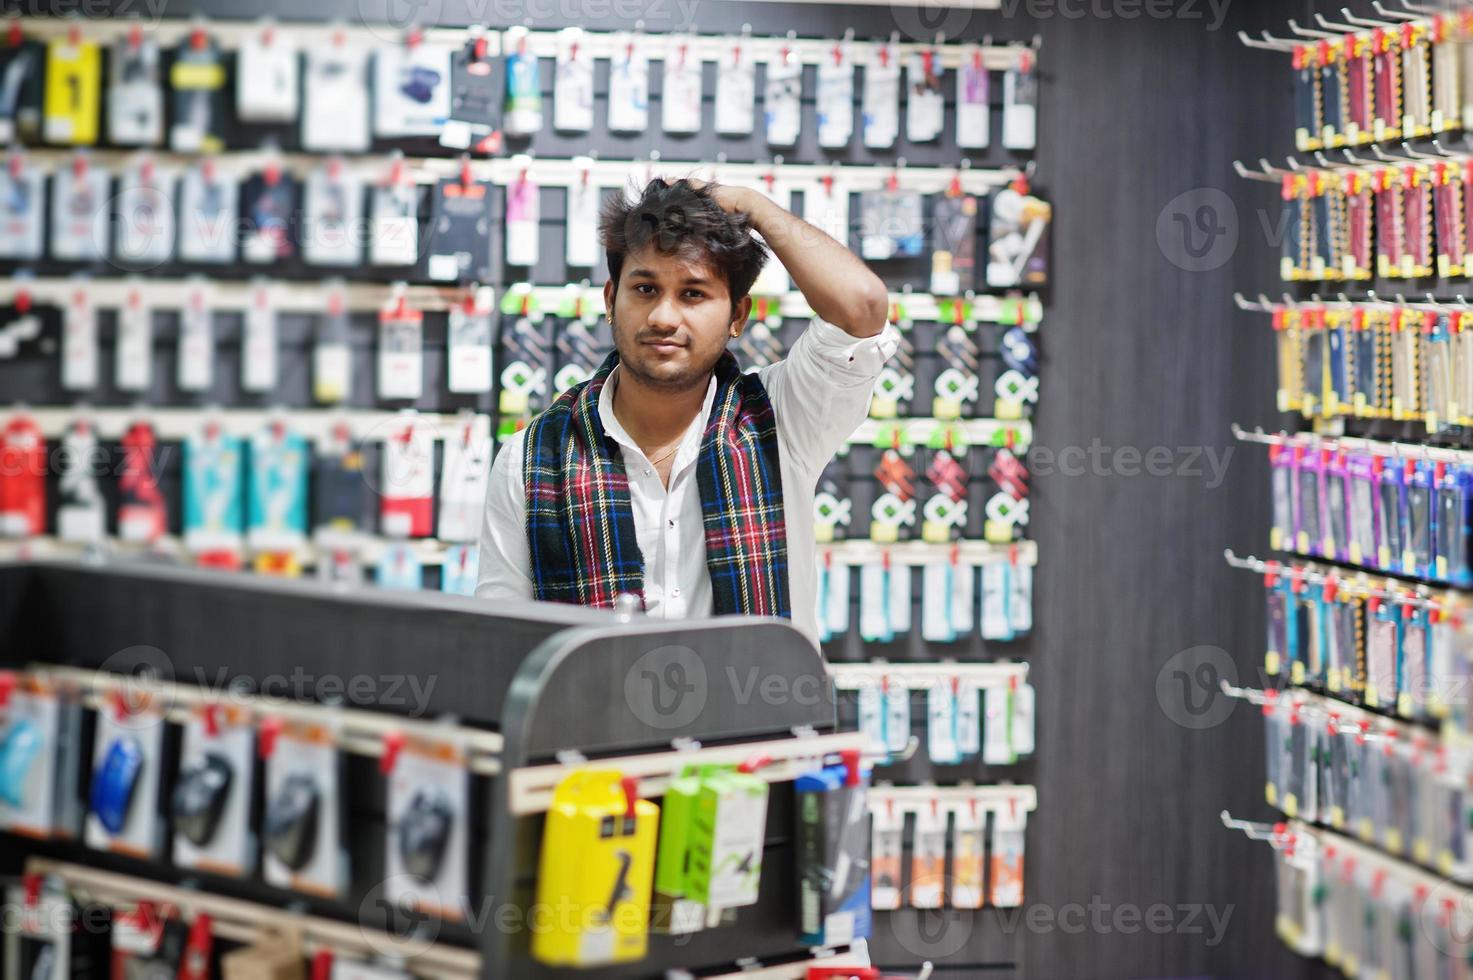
[{"x1": 642, "y1": 337, "x2": 685, "y2": 352}]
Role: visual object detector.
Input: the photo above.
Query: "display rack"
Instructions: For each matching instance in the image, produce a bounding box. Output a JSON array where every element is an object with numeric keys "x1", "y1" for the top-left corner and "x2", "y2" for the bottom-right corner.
[{"x1": 0, "y1": 559, "x2": 871, "y2": 978}]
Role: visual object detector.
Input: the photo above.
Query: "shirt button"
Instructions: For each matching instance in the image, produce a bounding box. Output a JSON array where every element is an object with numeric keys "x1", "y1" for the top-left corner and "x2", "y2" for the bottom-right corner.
[
  {"x1": 671, "y1": 586, "x2": 682, "y2": 598},
  {"x1": 668, "y1": 519, "x2": 676, "y2": 528},
  {"x1": 644, "y1": 468, "x2": 652, "y2": 476}
]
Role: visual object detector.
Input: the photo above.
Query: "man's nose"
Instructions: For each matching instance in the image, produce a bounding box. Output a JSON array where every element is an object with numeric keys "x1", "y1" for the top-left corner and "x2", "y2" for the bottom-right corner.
[{"x1": 647, "y1": 296, "x2": 682, "y2": 330}]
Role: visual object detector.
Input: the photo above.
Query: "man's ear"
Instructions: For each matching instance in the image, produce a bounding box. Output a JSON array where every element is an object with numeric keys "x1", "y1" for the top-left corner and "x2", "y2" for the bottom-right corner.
[
  {"x1": 602, "y1": 278, "x2": 616, "y2": 320},
  {"x1": 729, "y1": 294, "x2": 753, "y2": 339}
]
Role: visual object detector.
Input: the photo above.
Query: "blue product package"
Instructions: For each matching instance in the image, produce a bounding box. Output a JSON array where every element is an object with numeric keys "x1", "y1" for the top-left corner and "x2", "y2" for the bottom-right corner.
[
  {"x1": 0, "y1": 719, "x2": 40, "y2": 807},
  {"x1": 1436, "y1": 464, "x2": 1473, "y2": 586},
  {"x1": 248, "y1": 427, "x2": 309, "y2": 546},
  {"x1": 89, "y1": 735, "x2": 143, "y2": 835},
  {"x1": 183, "y1": 431, "x2": 245, "y2": 546}
]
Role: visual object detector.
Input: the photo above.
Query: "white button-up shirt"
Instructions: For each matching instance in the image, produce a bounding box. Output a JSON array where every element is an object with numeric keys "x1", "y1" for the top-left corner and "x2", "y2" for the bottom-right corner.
[{"x1": 475, "y1": 317, "x2": 900, "y2": 647}]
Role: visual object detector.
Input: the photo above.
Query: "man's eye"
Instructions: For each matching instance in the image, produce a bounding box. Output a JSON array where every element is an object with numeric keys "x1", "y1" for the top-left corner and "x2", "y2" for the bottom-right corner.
[
  {"x1": 684, "y1": 290, "x2": 706, "y2": 299},
  {"x1": 635, "y1": 284, "x2": 656, "y2": 294}
]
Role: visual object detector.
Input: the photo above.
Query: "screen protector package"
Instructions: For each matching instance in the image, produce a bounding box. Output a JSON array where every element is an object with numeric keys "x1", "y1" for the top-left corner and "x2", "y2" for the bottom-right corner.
[
  {"x1": 1408, "y1": 460, "x2": 1434, "y2": 578},
  {"x1": 1347, "y1": 453, "x2": 1377, "y2": 567},
  {"x1": 1435, "y1": 462, "x2": 1472, "y2": 586},
  {"x1": 1378, "y1": 458, "x2": 1405, "y2": 572},
  {"x1": 1324, "y1": 449, "x2": 1348, "y2": 561}
]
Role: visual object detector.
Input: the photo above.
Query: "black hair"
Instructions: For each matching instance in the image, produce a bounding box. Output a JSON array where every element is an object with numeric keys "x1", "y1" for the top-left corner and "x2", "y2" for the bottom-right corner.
[{"x1": 599, "y1": 178, "x2": 769, "y2": 315}]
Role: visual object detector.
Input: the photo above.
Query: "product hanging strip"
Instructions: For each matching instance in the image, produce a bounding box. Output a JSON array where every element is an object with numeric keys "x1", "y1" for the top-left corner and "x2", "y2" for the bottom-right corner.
[
  {"x1": 7, "y1": 15, "x2": 1036, "y2": 71},
  {"x1": 21, "y1": 859, "x2": 483, "y2": 979},
  {"x1": 2, "y1": 276, "x2": 1042, "y2": 336},
  {"x1": 830, "y1": 660, "x2": 1029, "y2": 690},
  {"x1": 17, "y1": 663, "x2": 505, "y2": 774}
]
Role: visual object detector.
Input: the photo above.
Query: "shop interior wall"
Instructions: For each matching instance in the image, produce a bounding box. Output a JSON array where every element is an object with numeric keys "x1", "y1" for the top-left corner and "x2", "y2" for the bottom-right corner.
[{"x1": 17, "y1": 0, "x2": 1349, "y2": 976}]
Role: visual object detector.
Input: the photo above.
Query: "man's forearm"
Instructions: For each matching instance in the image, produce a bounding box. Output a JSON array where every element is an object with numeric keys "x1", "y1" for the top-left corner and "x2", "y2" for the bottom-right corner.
[{"x1": 743, "y1": 192, "x2": 890, "y2": 339}]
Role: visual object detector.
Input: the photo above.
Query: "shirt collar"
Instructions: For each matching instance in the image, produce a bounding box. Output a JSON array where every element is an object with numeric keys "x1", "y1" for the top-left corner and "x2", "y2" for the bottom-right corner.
[{"x1": 599, "y1": 363, "x2": 719, "y2": 471}]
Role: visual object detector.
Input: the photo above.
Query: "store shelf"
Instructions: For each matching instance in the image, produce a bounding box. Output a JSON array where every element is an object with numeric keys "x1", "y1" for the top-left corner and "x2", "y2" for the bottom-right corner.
[
  {"x1": 12, "y1": 15, "x2": 1030, "y2": 71},
  {"x1": 830, "y1": 660, "x2": 1029, "y2": 690},
  {"x1": 11, "y1": 146, "x2": 1023, "y2": 197},
  {"x1": 23, "y1": 858, "x2": 481, "y2": 980},
  {"x1": 818, "y1": 539, "x2": 1036, "y2": 567},
  {"x1": 868, "y1": 782, "x2": 1037, "y2": 815},
  {"x1": 3, "y1": 276, "x2": 1042, "y2": 330}
]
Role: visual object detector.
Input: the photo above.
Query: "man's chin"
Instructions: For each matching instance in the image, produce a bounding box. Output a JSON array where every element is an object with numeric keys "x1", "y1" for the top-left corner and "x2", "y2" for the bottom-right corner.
[{"x1": 623, "y1": 355, "x2": 708, "y2": 391}]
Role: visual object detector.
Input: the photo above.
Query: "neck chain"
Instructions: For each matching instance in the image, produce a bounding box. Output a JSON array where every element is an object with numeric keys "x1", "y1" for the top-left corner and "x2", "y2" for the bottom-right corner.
[{"x1": 647, "y1": 441, "x2": 681, "y2": 467}]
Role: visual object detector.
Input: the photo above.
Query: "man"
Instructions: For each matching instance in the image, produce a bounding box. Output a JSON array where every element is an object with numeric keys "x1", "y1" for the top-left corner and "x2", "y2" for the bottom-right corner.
[{"x1": 475, "y1": 177, "x2": 897, "y2": 648}]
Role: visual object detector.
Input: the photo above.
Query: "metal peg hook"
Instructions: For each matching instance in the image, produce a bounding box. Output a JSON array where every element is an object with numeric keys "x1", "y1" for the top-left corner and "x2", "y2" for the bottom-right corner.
[{"x1": 1221, "y1": 810, "x2": 1281, "y2": 840}]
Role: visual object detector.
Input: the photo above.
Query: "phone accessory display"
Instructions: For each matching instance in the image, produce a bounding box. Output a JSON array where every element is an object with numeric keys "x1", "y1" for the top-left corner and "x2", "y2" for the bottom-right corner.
[
  {"x1": 427, "y1": 166, "x2": 493, "y2": 284},
  {"x1": 498, "y1": 294, "x2": 551, "y2": 418},
  {"x1": 183, "y1": 423, "x2": 245, "y2": 555},
  {"x1": 931, "y1": 191, "x2": 980, "y2": 296},
  {"x1": 302, "y1": 41, "x2": 370, "y2": 152},
  {"x1": 115, "y1": 156, "x2": 175, "y2": 268},
  {"x1": 114, "y1": 286, "x2": 153, "y2": 393},
  {"x1": 235, "y1": 25, "x2": 298, "y2": 123},
  {"x1": 506, "y1": 162, "x2": 540, "y2": 268},
  {"x1": 177, "y1": 158, "x2": 238, "y2": 265},
  {"x1": 862, "y1": 40, "x2": 900, "y2": 149},
  {"x1": 370, "y1": 154, "x2": 419, "y2": 268},
  {"x1": 247, "y1": 421, "x2": 309, "y2": 552},
  {"x1": 502, "y1": 26, "x2": 542, "y2": 136},
  {"x1": 715, "y1": 34, "x2": 755, "y2": 136},
  {"x1": 49, "y1": 154, "x2": 108, "y2": 262},
  {"x1": 906, "y1": 48, "x2": 945, "y2": 144},
  {"x1": 241, "y1": 162, "x2": 298, "y2": 265},
  {"x1": 261, "y1": 718, "x2": 347, "y2": 898},
  {"x1": 381, "y1": 414, "x2": 434, "y2": 538},
  {"x1": 438, "y1": 413, "x2": 492, "y2": 543},
  {"x1": 374, "y1": 34, "x2": 451, "y2": 138},
  {"x1": 0, "y1": 152, "x2": 44, "y2": 261},
  {"x1": 795, "y1": 751, "x2": 870, "y2": 948},
  {"x1": 663, "y1": 34, "x2": 702, "y2": 135},
  {"x1": 86, "y1": 701, "x2": 164, "y2": 858},
  {"x1": 957, "y1": 45, "x2": 990, "y2": 150},
  {"x1": 442, "y1": 29, "x2": 498, "y2": 149},
  {"x1": 302, "y1": 158, "x2": 364, "y2": 268},
  {"x1": 816, "y1": 36, "x2": 855, "y2": 148},
  {"x1": 1002, "y1": 54, "x2": 1038, "y2": 150},
  {"x1": 532, "y1": 770, "x2": 659, "y2": 967},
  {"x1": 385, "y1": 733, "x2": 469, "y2": 920},
  {"x1": 177, "y1": 281, "x2": 214, "y2": 392},
  {"x1": 241, "y1": 281, "x2": 279, "y2": 393},
  {"x1": 566, "y1": 158, "x2": 601, "y2": 268},
  {"x1": 313, "y1": 423, "x2": 366, "y2": 541},
  {"x1": 608, "y1": 31, "x2": 649, "y2": 134},
  {"x1": 377, "y1": 540, "x2": 424, "y2": 589},
  {"x1": 56, "y1": 419, "x2": 103, "y2": 543},
  {"x1": 990, "y1": 800, "x2": 1027, "y2": 907},
  {"x1": 859, "y1": 187, "x2": 923, "y2": 261},
  {"x1": 765, "y1": 39, "x2": 802, "y2": 147},
  {"x1": 0, "y1": 675, "x2": 68, "y2": 837},
  {"x1": 441, "y1": 544, "x2": 478, "y2": 595},
  {"x1": 0, "y1": 412, "x2": 45, "y2": 538},
  {"x1": 554, "y1": 27, "x2": 594, "y2": 133},
  {"x1": 870, "y1": 800, "x2": 902, "y2": 911},
  {"x1": 107, "y1": 31, "x2": 162, "y2": 146},
  {"x1": 173, "y1": 703, "x2": 254, "y2": 875},
  {"x1": 909, "y1": 801, "x2": 947, "y2": 908},
  {"x1": 168, "y1": 29, "x2": 225, "y2": 153},
  {"x1": 987, "y1": 184, "x2": 1051, "y2": 288},
  {"x1": 43, "y1": 35, "x2": 101, "y2": 144},
  {"x1": 377, "y1": 290, "x2": 424, "y2": 400},
  {"x1": 118, "y1": 420, "x2": 166, "y2": 542},
  {"x1": 0, "y1": 35, "x2": 44, "y2": 145}
]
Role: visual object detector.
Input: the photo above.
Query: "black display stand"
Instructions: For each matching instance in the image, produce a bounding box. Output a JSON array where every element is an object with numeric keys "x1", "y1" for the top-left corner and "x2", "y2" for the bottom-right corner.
[{"x1": 0, "y1": 559, "x2": 853, "y2": 978}]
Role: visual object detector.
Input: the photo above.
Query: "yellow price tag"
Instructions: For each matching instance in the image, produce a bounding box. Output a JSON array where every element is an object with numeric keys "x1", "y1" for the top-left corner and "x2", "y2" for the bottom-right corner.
[{"x1": 1265, "y1": 651, "x2": 1282, "y2": 677}]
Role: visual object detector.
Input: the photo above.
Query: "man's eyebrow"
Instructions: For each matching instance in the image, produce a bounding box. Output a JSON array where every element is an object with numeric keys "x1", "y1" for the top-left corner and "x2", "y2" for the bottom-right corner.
[{"x1": 627, "y1": 267, "x2": 718, "y2": 285}]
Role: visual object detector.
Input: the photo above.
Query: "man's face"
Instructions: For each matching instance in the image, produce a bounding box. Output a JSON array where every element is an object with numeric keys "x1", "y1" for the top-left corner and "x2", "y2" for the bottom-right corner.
[{"x1": 605, "y1": 245, "x2": 750, "y2": 392}]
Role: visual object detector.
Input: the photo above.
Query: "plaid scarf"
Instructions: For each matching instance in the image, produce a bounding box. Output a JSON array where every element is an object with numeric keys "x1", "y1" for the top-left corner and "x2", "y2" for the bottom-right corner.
[{"x1": 523, "y1": 349, "x2": 790, "y2": 619}]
